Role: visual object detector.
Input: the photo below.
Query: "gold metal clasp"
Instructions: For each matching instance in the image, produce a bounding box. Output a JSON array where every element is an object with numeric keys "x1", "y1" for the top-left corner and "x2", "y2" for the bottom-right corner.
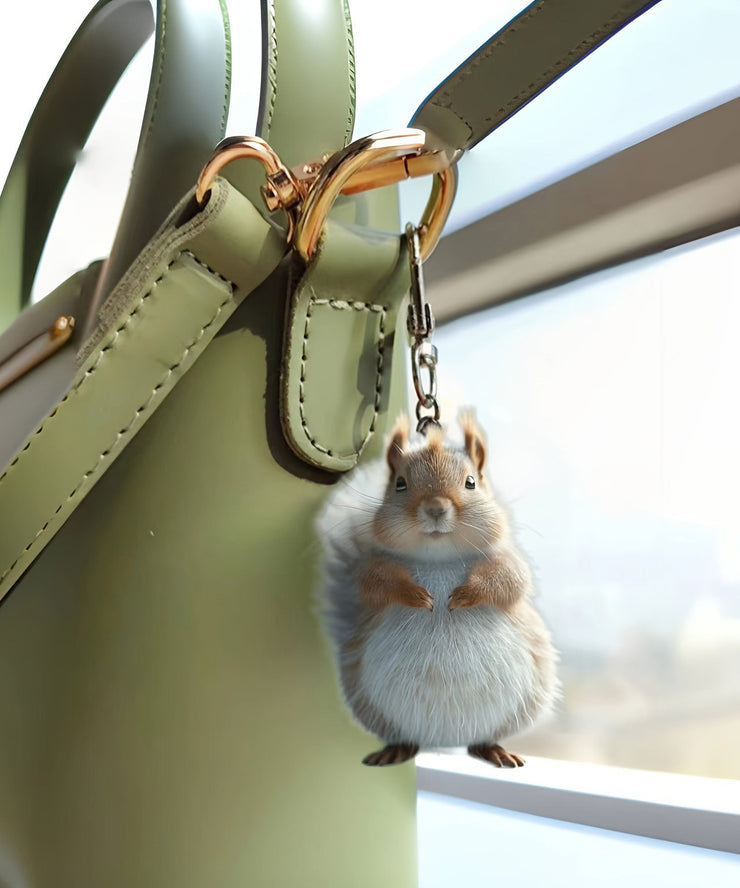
[
  {"x1": 0, "y1": 316, "x2": 75, "y2": 394},
  {"x1": 195, "y1": 135, "x2": 303, "y2": 239},
  {"x1": 195, "y1": 128, "x2": 458, "y2": 262},
  {"x1": 291, "y1": 128, "x2": 458, "y2": 262},
  {"x1": 261, "y1": 131, "x2": 459, "y2": 208}
]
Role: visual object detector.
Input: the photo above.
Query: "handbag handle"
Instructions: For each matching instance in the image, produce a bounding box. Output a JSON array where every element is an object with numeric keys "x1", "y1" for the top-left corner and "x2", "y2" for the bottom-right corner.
[{"x1": 0, "y1": 0, "x2": 230, "y2": 333}]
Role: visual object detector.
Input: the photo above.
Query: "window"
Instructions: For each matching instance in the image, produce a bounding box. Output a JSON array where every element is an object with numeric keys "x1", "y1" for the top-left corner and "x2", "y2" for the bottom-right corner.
[{"x1": 434, "y1": 228, "x2": 740, "y2": 782}]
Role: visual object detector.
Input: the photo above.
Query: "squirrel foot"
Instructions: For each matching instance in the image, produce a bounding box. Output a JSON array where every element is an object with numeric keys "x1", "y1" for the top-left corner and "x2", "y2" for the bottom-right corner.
[
  {"x1": 468, "y1": 743, "x2": 525, "y2": 768},
  {"x1": 449, "y1": 584, "x2": 485, "y2": 609},
  {"x1": 362, "y1": 743, "x2": 419, "y2": 767}
]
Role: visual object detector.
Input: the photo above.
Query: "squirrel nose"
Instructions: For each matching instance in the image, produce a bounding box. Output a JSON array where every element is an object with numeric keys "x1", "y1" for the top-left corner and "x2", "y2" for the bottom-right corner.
[{"x1": 424, "y1": 496, "x2": 453, "y2": 519}]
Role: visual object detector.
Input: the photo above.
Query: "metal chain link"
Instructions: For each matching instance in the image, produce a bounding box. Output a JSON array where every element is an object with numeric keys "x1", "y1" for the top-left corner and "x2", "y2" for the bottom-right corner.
[{"x1": 406, "y1": 223, "x2": 441, "y2": 435}]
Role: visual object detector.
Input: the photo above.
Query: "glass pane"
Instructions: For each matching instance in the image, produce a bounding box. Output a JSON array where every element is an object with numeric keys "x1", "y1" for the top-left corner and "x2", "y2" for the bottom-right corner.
[{"x1": 434, "y1": 227, "x2": 740, "y2": 780}]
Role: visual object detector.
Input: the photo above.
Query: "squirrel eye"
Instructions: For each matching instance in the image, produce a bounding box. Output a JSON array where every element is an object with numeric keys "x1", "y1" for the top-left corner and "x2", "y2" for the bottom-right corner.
[
  {"x1": 465, "y1": 475, "x2": 476, "y2": 490},
  {"x1": 395, "y1": 476, "x2": 408, "y2": 492}
]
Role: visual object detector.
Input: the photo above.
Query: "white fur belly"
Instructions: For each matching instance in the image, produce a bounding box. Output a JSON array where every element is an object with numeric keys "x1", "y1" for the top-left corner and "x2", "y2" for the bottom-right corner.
[{"x1": 359, "y1": 562, "x2": 536, "y2": 747}]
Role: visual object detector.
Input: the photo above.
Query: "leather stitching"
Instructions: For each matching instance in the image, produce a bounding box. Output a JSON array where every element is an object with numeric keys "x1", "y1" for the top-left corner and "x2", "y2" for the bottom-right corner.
[
  {"x1": 138, "y1": 0, "x2": 168, "y2": 159},
  {"x1": 263, "y1": 0, "x2": 278, "y2": 138},
  {"x1": 299, "y1": 296, "x2": 386, "y2": 459},
  {"x1": 219, "y1": 0, "x2": 232, "y2": 134},
  {"x1": 436, "y1": 2, "x2": 545, "y2": 106},
  {"x1": 0, "y1": 251, "x2": 236, "y2": 588},
  {"x1": 433, "y1": 1, "x2": 641, "y2": 143},
  {"x1": 1, "y1": 255, "x2": 179, "y2": 483},
  {"x1": 492, "y1": 9, "x2": 641, "y2": 125},
  {"x1": 341, "y1": 0, "x2": 356, "y2": 146}
]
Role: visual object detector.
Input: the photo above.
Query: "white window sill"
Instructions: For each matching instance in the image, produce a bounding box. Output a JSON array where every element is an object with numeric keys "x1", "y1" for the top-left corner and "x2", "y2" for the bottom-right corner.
[{"x1": 417, "y1": 753, "x2": 740, "y2": 854}]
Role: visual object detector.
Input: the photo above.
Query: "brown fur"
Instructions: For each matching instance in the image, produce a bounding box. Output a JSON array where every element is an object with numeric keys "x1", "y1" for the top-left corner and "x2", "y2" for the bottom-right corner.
[
  {"x1": 449, "y1": 549, "x2": 531, "y2": 611},
  {"x1": 460, "y1": 410, "x2": 487, "y2": 476},
  {"x1": 374, "y1": 417, "x2": 505, "y2": 556},
  {"x1": 386, "y1": 415, "x2": 410, "y2": 472},
  {"x1": 358, "y1": 559, "x2": 434, "y2": 612}
]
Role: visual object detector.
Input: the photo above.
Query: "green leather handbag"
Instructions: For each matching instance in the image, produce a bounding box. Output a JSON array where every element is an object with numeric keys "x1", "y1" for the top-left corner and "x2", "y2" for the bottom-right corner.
[{"x1": 0, "y1": 1, "x2": 660, "y2": 885}]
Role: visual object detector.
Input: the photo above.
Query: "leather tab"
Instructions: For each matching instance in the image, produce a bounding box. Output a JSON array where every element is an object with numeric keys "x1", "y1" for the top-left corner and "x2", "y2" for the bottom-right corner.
[{"x1": 281, "y1": 224, "x2": 408, "y2": 472}]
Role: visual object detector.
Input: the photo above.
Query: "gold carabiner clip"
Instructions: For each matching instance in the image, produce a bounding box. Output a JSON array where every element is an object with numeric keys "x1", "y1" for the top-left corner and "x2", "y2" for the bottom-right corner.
[{"x1": 291, "y1": 128, "x2": 457, "y2": 263}]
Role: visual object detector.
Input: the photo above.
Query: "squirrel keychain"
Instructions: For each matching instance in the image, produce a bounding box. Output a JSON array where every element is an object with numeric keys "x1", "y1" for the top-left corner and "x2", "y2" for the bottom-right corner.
[{"x1": 316, "y1": 225, "x2": 559, "y2": 767}]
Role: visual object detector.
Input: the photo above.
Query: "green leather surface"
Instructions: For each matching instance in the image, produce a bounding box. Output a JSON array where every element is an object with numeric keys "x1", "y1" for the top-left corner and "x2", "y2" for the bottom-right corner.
[
  {"x1": 0, "y1": 2, "x2": 419, "y2": 881},
  {"x1": 0, "y1": 0, "x2": 230, "y2": 334},
  {"x1": 258, "y1": 0, "x2": 354, "y2": 166},
  {"x1": 0, "y1": 245, "x2": 416, "y2": 888},
  {"x1": 90, "y1": 0, "x2": 232, "y2": 318},
  {"x1": 411, "y1": 0, "x2": 661, "y2": 151},
  {"x1": 282, "y1": 224, "x2": 408, "y2": 471},
  {"x1": 226, "y1": 0, "x2": 406, "y2": 233},
  {"x1": 0, "y1": 178, "x2": 417, "y2": 888}
]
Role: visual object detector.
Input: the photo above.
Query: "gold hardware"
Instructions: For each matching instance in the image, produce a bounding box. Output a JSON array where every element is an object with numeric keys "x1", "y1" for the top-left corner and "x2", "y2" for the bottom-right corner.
[
  {"x1": 262, "y1": 156, "x2": 330, "y2": 212},
  {"x1": 262, "y1": 140, "x2": 460, "y2": 208},
  {"x1": 292, "y1": 128, "x2": 457, "y2": 262},
  {"x1": 0, "y1": 316, "x2": 75, "y2": 394},
  {"x1": 195, "y1": 135, "x2": 303, "y2": 239},
  {"x1": 196, "y1": 128, "x2": 458, "y2": 261}
]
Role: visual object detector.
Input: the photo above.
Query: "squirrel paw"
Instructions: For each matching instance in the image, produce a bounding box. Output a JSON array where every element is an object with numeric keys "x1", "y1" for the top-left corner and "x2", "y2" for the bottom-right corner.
[
  {"x1": 402, "y1": 584, "x2": 434, "y2": 610},
  {"x1": 448, "y1": 584, "x2": 484, "y2": 610},
  {"x1": 362, "y1": 743, "x2": 420, "y2": 767},
  {"x1": 468, "y1": 743, "x2": 525, "y2": 768}
]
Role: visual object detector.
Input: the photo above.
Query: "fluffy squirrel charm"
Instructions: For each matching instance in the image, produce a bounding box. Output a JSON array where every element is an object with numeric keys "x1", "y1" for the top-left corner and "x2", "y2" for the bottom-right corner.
[{"x1": 316, "y1": 413, "x2": 559, "y2": 767}]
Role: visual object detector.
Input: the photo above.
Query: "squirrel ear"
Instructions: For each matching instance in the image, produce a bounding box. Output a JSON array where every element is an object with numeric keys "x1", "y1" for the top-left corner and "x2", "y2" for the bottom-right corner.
[
  {"x1": 386, "y1": 415, "x2": 409, "y2": 473},
  {"x1": 460, "y1": 410, "x2": 487, "y2": 475}
]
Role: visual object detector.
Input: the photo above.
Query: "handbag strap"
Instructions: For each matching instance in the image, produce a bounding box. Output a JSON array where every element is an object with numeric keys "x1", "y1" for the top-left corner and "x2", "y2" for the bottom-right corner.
[
  {"x1": 208, "y1": 0, "x2": 359, "y2": 231},
  {"x1": 0, "y1": 0, "x2": 231, "y2": 333},
  {"x1": 411, "y1": 0, "x2": 661, "y2": 152}
]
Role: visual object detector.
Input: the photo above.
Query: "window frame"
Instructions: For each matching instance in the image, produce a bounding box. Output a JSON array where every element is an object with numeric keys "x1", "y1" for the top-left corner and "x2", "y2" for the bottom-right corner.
[
  {"x1": 428, "y1": 97, "x2": 740, "y2": 322},
  {"x1": 417, "y1": 754, "x2": 740, "y2": 854}
]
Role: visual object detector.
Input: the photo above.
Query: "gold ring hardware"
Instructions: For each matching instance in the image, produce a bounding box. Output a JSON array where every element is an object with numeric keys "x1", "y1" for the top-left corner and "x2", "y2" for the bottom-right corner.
[
  {"x1": 195, "y1": 135, "x2": 302, "y2": 239},
  {"x1": 292, "y1": 128, "x2": 458, "y2": 262}
]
